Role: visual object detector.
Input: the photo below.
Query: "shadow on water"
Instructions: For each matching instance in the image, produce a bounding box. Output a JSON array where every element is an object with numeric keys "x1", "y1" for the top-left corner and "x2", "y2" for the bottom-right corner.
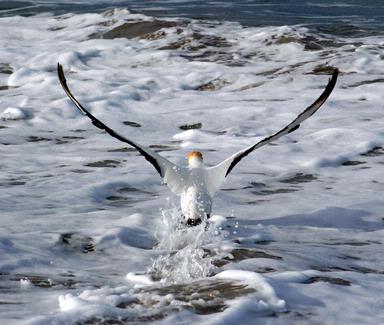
[{"x1": 243, "y1": 207, "x2": 381, "y2": 231}]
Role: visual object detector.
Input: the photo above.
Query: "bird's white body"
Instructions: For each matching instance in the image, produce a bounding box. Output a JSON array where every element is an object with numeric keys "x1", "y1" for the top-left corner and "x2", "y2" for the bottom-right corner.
[{"x1": 180, "y1": 162, "x2": 213, "y2": 223}]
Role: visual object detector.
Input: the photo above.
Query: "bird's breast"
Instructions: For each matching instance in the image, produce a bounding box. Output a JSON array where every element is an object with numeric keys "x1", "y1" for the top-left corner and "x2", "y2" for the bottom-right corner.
[{"x1": 180, "y1": 181, "x2": 212, "y2": 222}]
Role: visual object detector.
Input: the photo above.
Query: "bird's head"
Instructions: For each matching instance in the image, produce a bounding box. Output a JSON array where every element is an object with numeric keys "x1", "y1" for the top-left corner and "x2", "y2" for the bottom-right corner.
[{"x1": 187, "y1": 151, "x2": 203, "y2": 168}]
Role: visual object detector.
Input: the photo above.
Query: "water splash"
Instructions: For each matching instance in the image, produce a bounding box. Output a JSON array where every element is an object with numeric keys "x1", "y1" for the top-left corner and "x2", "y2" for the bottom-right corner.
[{"x1": 149, "y1": 207, "x2": 227, "y2": 284}]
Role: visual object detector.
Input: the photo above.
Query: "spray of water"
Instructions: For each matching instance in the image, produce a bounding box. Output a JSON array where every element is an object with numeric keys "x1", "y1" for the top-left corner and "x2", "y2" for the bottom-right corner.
[{"x1": 149, "y1": 206, "x2": 227, "y2": 284}]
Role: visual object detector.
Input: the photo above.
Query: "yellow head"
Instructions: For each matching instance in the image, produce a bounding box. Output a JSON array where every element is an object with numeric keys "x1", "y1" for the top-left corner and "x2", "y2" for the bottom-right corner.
[{"x1": 187, "y1": 151, "x2": 203, "y2": 167}]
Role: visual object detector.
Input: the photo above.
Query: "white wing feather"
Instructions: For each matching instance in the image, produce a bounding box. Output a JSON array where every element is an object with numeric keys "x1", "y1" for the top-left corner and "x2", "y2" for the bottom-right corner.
[
  {"x1": 205, "y1": 69, "x2": 339, "y2": 195},
  {"x1": 58, "y1": 63, "x2": 188, "y2": 195},
  {"x1": 162, "y1": 164, "x2": 189, "y2": 195}
]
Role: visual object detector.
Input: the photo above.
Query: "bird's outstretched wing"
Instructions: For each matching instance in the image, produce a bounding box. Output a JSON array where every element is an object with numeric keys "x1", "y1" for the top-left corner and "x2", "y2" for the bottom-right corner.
[
  {"x1": 57, "y1": 63, "x2": 188, "y2": 194},
  {"x1": 204, "y1": 68, "x2": 339, "y2": 195}
]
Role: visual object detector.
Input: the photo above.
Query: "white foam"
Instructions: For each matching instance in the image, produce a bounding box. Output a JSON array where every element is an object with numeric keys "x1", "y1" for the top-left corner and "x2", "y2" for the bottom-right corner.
[
  {"x1": 1, "y1": 7, "x2": 384, "y2": 325},
  {"x1": 0, "y1": 107, "x2": 27, "y2": 120},
  {"x1": 20, "y1": 278, "x2": 33, "y2": 289},
  {"x1": 126, "y1": 272, "x2": 154, "y2": 287}
]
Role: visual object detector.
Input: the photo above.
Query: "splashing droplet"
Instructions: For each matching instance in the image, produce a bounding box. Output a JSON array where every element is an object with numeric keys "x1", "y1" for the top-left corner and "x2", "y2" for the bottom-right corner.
[{"x1": 150, "y1": 207, "x2": 227, "y2": 284}]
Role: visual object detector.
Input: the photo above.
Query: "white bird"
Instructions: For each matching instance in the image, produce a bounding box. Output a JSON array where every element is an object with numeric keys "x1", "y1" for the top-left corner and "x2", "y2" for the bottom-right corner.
[{"x1": 58, "y1": 63, "x2": 338, "y2": 226}]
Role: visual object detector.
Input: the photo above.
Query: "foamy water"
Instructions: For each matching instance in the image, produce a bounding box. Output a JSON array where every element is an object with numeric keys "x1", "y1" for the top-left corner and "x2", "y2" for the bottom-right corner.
[{"x1": 1, "y1": 7, "x2": 384, "y2": 325}]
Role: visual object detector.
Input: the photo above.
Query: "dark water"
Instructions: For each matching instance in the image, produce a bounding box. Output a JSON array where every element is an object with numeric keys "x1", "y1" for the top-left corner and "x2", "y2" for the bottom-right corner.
[{"x1": 1, "y1": 0, "x2": 384, "y2": 35}]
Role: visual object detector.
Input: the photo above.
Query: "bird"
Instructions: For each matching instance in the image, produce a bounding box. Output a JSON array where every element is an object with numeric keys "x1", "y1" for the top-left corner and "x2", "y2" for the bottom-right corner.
[{"x1": 57, "y1": 63, "x2": 338, "y2": 226}]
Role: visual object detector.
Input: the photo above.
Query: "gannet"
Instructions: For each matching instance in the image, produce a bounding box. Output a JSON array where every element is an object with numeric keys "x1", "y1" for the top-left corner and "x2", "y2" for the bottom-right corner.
[{"x1": 58, "y1": 63, "x2": 338, "y2": 226}]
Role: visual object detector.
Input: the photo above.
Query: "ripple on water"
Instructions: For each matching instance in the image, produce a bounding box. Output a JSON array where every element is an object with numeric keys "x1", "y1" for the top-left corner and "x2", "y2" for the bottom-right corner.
[
  {"x1": 56, "y1": 232, "x2": 95, "y2": 254},
  {"x1": 84, "y1": 160, "x2": 122, "y2": 168},
  {"x1": 216, "y1": 248, "x2": 283, "y2": 266},
  {"x1": 179, "y1": 122, "x2": 202, "y2": 130},
  {"x1": 100, "y1": 20, "x2": 179, "y2": 40},
  {"x1": 361, "y1": 146, "x2": 384, "y2": 157},
  {"x1": 279, "y1": 173, "x2": 318, "y2": 184},
  {"x1": 105, "y1": 186, "x2": 157, "y2": 207},
  {"x1": 122, "y1": 120, "x2": 141, "y2": 127}
]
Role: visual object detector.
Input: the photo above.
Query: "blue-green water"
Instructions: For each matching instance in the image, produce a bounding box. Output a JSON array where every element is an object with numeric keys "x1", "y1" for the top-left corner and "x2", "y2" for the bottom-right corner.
[{"x1": 1, "y1": 0, "x2": 384, "y2": 35}]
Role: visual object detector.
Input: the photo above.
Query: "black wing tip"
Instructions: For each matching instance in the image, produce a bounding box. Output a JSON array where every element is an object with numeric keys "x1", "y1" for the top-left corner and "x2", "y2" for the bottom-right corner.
[
  {"x1": 57, "y1": 62, "x2": 68, "y2": 89},
  {"x1": 313, "y1": 67, "x2": 338, "y2": 106},
  {"x1": 57, "y1": 62, "x2": 64, "y2": 79},
  {"x1": 328, "y1": 68, "x2": 339, "y2": 88},
  {"x1": 288, "y1": 124, "x2": 300, "y2": 134},
  {"x1": 57, "y1": 62, "x2": 88, "y2": 116}
]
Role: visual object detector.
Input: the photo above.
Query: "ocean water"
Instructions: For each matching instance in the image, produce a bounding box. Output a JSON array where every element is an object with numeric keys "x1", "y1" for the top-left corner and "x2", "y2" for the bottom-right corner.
[
  {"x1": 1, "y1": 1, "x2": 384, "y2": 324},
  {"x1": 2, "y1": 0, "x2": 384, "y2": 33}
]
